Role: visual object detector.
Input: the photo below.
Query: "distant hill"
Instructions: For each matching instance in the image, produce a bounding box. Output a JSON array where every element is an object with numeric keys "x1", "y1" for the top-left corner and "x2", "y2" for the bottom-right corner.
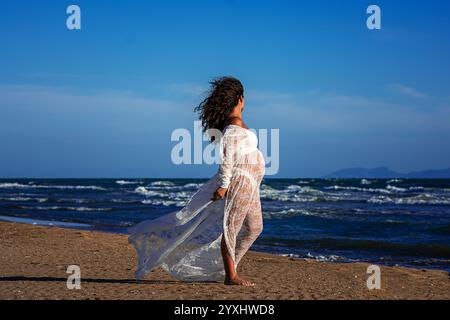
[{"x1": 323, "y1": 166, "x2": 450, "y2": 179}]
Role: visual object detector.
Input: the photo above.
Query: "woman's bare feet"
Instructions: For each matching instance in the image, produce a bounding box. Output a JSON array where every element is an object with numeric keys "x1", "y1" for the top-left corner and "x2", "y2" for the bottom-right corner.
[
  {"x1": 221, "y1": 236, "x2": 255, "y2": 286},
  {"x1": 224, "y1": 275, "x2": 255, "y2": 286}
]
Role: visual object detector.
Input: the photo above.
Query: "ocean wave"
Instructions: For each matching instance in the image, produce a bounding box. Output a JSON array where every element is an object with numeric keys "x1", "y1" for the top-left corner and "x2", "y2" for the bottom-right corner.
[
  {"x1": 182, "y1": 183, "x2": 204, "y2": 189},
  {"x1": 280, "y1": 252, "x2": 345, "y2": 262},
  {"x1": 0, "y1": 182, "x2": 106, "y2": 191},
  {"x1": 0, "y1": 215, "x2": 92, "y2": 228},
  {"x1": 306, "y1": 253, "x2": 345, "y2": 262},
  {"x1": 55, "y1": 198, "x2": 94, "y2": 204},
  {"x1": 135, "y1": 185, "x2": 193, "y2": 206},
  {"x1": 0, "y1": 197, "x2": 48, "y2": 203},
  {"x1": 383, "y1": 219, "x2": 405, "y2": 225},
  {"x1": 360, "y1": 179, "x2": 372, "y2": 185},
  {"x1": 260, "y1": 192, "x2": 317, "y2": 203},
  {"x1": 148, "y1": 181, "x2": 176, "y2": 187},
  {"x1": 167, "y1": 191, "x2": 194, "y2": 201},
  {"x1": 116, "y1": 180, "x2": 143, "y2": 185},
  {"x1": 386, "y1": 185, "x2": 407, "y2": 192},
  {"x1": 264, "y1": 208, "x2": 330, "y2": 218},
  {"x1": 0, "y1": 183, "x2": 27, "y2": 188},
  {"x1": 262, "y1": 184, "x2": 317, "y2": 200},
  {"x1": 368, "y1": 194, "x2": 450, "y2": 205},
  {"x1": 136, "y1": 182, "x2": 203, "y2": 194},
  {"x1": 130, "y1": 181, "x2": 449, "y2": 206},
  {"x1": 286, "y1": 185, "x2": 323, "y2": 194},
  {"x1": 111, "y1": 198, "x2": 140, "y2": 204},
  {"x1": 134, "y1": 186, "x2": 164, "y2": 197},
  {"x1": 324, "y1": 185, "x2": 392, "y2": 194},
  {"x1": 261, "y1": 190, "x2": 450, "y2": 208},
  {"x1": 261, "y1": 237, "x2": 450, "y2": 258},
  {"x1": 324, "y1": 184, "x2": 421, "y2": 194},
  {"x1": 260, "y1": 185, "x2": 347, "y2": 203},
  {"x1": 142, "y1": 199, "x2": 186, "y2": 207},
  {"x1": 137, "y1": 180, "x2": 189, "y2": 193},
  {"x1": 18, "y1": 205, "x2": 112, "y2": 212},
  {"x1": 409, "y1": 186, "x2": 425, "y2": 190},
  {"x1": 134, "y1": 186, "x2": 193, "y2": 200}
]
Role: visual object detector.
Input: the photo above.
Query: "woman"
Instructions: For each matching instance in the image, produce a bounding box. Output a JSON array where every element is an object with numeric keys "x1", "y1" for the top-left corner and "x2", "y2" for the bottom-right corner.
[{"x1": 129, "y1": 77, "x2": 265, "y2": 286}]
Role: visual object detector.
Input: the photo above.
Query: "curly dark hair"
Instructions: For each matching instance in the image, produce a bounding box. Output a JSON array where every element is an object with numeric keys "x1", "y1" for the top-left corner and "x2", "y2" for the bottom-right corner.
[{"x1": 194, "y1": 76, "x2": 244, "y2": 139}]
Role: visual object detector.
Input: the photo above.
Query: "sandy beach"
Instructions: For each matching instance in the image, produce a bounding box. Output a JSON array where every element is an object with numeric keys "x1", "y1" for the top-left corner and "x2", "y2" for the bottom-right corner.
[{"x1": 0, "y1": 221, "x2": 448, "y2": 300}]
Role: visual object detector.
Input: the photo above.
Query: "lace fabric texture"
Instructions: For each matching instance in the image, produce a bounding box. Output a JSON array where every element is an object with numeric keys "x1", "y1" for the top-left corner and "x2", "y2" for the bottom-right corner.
[{"x1": 128, "y1": 125, "x2": 265, "y2": 281}]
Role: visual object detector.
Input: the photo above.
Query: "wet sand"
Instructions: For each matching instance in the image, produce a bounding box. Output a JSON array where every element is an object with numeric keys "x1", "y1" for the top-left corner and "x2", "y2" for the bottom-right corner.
[{"x1": 0, "y1": 221, "x2": 449, "y2": 300}]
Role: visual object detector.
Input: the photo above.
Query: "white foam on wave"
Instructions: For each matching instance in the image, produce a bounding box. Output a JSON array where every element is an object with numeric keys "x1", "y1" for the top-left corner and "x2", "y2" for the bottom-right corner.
[
  {"x1": 137, "y1": 182, "x2": 203, "y2": 194},
  {"x1": 135, "y1": 185, "x2": 193, "y2": 207},
  {"x1": 142, "y1": 199, "x2": 186, "y2": 207},
  {"x1": 18, "y1": 205, "x2": 112, "y2": 212},
  {"x1": 138, "y1": 181, "x2": 183, "y2": 193},
  {"x1": 134, "y1": 186, "x2": 163, "y2": 197},
  {"x1": 368, "y1": 194, "x2": 450, "y2": 205},
  {"x1": 306, "y1": 252, "x2": 344, "y2": 262},
  {"x1": 261, "y1": 184, "x2": 346, "y2": 203},
  {"x1": 367, "y1": 196, "x2": 394, "y2": 204},
  {"x1": 325, "y1": 185, "x2": 394, "y2": 194},
  {"x1": 149, "y1": 181, "x2": 176, "y2": 187},
  {"x1": 261, "y1": 183, "x2": 441, "y2": 204},
  {"x1": 55, "y1": 198, "x2": 93, "y2": 204},
  {"x1": 286, "y1": 185, "x2": 323, "y2": 194},
  {"x1": 0, "y1": 197, "x2": 48, "y2": 203},
  {"x1": 0, "y1": 215, "x2": 92, "y2": 228},
  {"x1": 264, "y1": 208, "x2": 330, "y2": 218},
  {"x1": 384, "y1": 219, "x2": 404, "y2": 224},
  {"x1": 111, "y1": 198, "x2": 138, "y2": 204},
  {"x1": 0, "y1": 183, "x2": 26, "y2": 188},
  {"x1": 355, "y1": 184, "x2": 425, "y2": 193},
  {"x1": 182, "y1": 183, "x2": 204, "y2": 189},
  {"x1": 386, "y1": 185, "x2": 407, "y2": 192},
  {"x1": 116, "y1": 180, "x2": 143, "y2": 185},
  {"x1": 168, "y1": 191, "x2": 193, "y2": 201},
  {"x1": 280, "y1": 252, "x2": 345, "y2": 263},
  {"x1": 0, "y1": 182, "x2": 106, "y2": 191}
]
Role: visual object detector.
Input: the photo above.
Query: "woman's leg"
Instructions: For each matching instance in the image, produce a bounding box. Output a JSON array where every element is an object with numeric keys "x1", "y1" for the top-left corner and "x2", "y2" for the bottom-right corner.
[
  {"x1": 234, "y1": 199, "x2": 263, "y2": 266},
  {"x1": 221, "y1": 234, "x2": 255, "y2": 286},
  {"x1": 221, "y1": 175, "x2": 258, "y2": 286}
]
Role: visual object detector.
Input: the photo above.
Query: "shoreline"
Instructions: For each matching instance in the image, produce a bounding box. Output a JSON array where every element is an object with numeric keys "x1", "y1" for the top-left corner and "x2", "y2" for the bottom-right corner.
[
  {"x1": 0, "y1": 221, "x2": 449, "y2": 300},
  {"x1": 1, "y1": 214, "x2": 448, "y2": 274}
]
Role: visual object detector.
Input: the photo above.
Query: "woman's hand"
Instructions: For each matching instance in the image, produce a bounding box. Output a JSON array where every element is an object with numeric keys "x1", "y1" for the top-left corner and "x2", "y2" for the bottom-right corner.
[{"x1": 212, "y1": 187, "x2": 228, "y2": 201}]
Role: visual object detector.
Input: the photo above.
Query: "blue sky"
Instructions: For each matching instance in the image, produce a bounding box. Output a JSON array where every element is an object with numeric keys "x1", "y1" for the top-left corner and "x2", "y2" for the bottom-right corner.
[{"x1": 0, "y1": 0, "x2": 449, "y2": 178}]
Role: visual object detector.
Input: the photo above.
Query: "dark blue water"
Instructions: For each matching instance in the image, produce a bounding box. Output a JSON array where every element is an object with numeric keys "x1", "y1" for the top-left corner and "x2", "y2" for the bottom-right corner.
[{"x1": 0, "y1": 178, "x2": 449, "y2": 271}]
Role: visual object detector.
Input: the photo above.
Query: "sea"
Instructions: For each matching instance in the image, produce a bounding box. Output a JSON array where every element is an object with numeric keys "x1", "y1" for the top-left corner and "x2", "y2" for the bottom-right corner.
[{"x1": 0, "y1": 178, "x2": 449, "y2": 272}]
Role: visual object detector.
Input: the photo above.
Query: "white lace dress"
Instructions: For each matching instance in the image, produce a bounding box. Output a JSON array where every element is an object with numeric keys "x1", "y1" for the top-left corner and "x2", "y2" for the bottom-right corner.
[{"x1": 128, "y1": 125, "x2": 265, "y2": 281}]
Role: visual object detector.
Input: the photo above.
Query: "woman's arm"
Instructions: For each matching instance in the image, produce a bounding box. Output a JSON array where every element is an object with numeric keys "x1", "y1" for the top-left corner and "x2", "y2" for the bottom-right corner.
[
  {"x1": 212, "y1": 124, "x2": 241, "y2": 201},
  {"x1": 218, "y1": 136, "x2": 234, "y2": 189}
]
